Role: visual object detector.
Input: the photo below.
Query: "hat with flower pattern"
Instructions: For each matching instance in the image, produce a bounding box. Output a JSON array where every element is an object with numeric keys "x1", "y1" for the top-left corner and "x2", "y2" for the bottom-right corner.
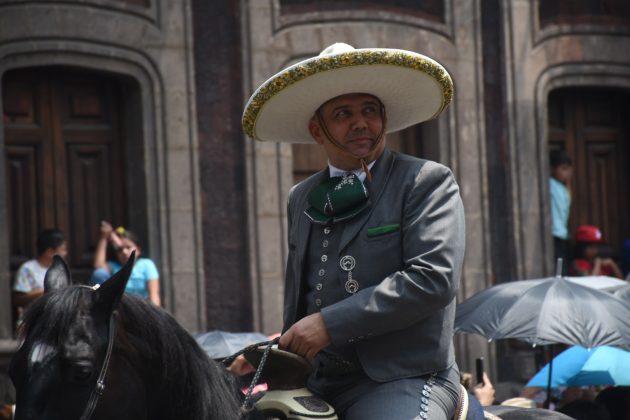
[{"x1": 242, "y1": 43, "x2": 454, "y2": 143}]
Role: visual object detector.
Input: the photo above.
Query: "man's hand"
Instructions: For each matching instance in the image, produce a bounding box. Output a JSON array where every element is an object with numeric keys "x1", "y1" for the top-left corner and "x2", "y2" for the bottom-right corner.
[
  {"x1": 473, "y1": 372, "x2": 496, "y2": 406},
  {"x1": 279, "y1": 312, "x2": 331, "y2": 360}
]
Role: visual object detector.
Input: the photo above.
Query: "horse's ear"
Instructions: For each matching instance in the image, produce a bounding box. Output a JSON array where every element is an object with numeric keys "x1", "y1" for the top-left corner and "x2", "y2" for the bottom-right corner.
[
  {"x1": 44, "y1": 255, "x2": 73, "y2": 293},
  {"x1": 94, "y1": 250, "x2": 136, "y2": 315}
]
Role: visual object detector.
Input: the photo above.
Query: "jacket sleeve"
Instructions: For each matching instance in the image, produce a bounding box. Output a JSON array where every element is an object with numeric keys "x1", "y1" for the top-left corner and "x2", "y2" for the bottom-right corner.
[
  {"x1": 321, "y1": 162, "x2": 465, "y2": 345},
  {"x1": 282, "y1": 185, "x2": 298, "y2": 333}
]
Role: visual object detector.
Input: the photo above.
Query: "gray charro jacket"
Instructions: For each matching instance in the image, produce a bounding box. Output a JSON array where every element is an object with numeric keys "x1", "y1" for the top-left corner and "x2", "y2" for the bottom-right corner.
[{"x1": 283, "y1": 148, "x2": 466, "y2": 382}]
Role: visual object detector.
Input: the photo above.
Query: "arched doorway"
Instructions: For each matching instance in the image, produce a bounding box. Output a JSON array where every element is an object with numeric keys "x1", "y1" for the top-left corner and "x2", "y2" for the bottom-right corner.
[
  {"x1": 2, "y1": 66, "x2": 130, "y2": 290},
  {"x1": 548, "y1": 87, "x2": 630, "y2": 259}
]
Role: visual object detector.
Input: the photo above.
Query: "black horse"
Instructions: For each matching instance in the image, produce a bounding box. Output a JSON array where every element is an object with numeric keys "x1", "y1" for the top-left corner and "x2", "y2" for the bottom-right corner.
[{"x1": 9, "y1": 253, "x2": 247, "y2": 420}]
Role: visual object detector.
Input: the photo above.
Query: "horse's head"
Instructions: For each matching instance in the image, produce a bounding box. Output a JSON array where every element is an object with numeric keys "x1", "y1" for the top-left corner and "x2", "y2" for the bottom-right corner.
[{"x1": 9, "y1": 252, "x2": 134, "y2": 420}]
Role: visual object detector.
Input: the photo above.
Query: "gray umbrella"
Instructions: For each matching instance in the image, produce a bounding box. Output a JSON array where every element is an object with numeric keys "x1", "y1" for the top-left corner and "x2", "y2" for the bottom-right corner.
[
  {"x1": 455, "y1": 275, "x2": 630, "y2": 350},
  {"x1": 614, "y1": 283, "x2": 630, "y2": 301}
]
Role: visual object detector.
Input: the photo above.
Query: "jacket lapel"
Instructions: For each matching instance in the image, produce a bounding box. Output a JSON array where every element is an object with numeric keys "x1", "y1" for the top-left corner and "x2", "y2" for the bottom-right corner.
[
  {"x1": 296, "y1": 169, "x2": 328, "y2": 266},
  {"x1": 338, "y1": 148, "x2": 395, "y2": 253}
]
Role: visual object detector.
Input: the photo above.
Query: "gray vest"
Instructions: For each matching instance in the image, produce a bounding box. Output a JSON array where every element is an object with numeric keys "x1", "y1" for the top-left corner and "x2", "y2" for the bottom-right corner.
[
  {"x1": 304, "y1": 222, "x2": 360, "y2": 372},
  {"x1": 304, "y1": 224, "x2": 346, "y2": 315}
]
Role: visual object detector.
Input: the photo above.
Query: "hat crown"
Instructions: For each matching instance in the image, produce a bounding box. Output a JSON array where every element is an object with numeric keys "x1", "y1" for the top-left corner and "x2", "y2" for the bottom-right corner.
[
  {"x1": 242, "y1": 43, "x2": 454, "y2": 143},
  {"x1": 575, "y1": 225, "x2": 603, "y2": 242},
  {"x1": 319, "y1": 43, "x2": 356, "y2": 56}
]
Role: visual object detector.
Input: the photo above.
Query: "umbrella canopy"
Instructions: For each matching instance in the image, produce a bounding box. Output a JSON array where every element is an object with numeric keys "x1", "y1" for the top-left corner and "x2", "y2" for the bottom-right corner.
[
  {"x1": 565, "y1": 275, "x2": 627, "y2": 292},
  {"x1": 614, "y1": 283, "x2": 630, "y2": 301},
  {"x1": 193, "y1": 330, "x2": 268, "y2": 359},
  {"x1": 527, "y1": 346, "x2": 630, "y2": 388},
  {"x1": 454, "y1": 276, "x2": 630, "y2": 350}
]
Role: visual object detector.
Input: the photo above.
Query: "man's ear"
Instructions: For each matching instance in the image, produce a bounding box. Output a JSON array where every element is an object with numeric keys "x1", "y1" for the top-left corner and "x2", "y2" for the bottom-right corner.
[{"x1": 308, "y1": 117, "x2": 325, "y2": 145}]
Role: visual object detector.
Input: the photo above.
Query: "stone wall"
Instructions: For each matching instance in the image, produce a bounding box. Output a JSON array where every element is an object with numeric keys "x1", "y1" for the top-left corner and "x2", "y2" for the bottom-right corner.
[{"x1": 0, "y1": 0, "x2": 206, "y2": 333}]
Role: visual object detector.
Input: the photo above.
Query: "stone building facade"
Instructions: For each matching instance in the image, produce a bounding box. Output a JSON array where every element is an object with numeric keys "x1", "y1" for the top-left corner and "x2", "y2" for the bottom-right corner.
[{"x1": 1, "y1": 0, "x2": 629, "y2": 386}]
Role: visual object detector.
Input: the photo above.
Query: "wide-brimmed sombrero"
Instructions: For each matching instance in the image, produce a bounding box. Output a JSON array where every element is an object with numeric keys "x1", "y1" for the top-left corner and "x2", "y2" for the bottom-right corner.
[{"x1": 242, "y1": 42, "x2": 453, "y2": 143}]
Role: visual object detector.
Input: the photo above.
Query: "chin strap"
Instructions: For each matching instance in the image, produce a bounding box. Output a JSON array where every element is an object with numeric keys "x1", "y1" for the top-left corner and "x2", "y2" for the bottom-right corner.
[{"x1": 315, "y1": 102, "x2": 388, "y2": 183}]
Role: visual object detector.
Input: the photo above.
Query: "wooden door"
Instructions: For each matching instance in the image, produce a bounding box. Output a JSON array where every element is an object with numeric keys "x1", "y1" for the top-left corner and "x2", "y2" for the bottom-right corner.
[
  {"x1": 3, "y1": 67, "x2": 126, "y2": 282},
  {"x1": 548, "y1": 88, "x2": 630, "y2": 256}
]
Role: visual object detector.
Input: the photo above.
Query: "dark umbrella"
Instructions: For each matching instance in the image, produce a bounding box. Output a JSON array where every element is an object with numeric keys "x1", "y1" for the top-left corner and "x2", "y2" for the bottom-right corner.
[
  {"x1": 193, "y1": 330, "x2": 268, "y2": 360},
  {"x1": 455, "y1": 275, "x2": 630, "y2": 350},
  {"x1": 455, "y1": 261, "x2": 630, "y2": 407}
]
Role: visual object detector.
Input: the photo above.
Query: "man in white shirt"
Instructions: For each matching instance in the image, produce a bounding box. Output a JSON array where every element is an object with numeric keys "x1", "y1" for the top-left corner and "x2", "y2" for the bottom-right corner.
[{"x1": 12, "y1": 229, "x2": 68, "y2": 308}]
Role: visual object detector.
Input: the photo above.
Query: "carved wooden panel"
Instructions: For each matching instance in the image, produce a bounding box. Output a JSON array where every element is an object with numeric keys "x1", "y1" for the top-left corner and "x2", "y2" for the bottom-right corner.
[
  {"x1": 2, "y1": 68, "x2": 125, "y2": 282},
  {"x1": 113, "y1": 0, "x2": 150, "y2": 7},
  {"x1": 539, "y1": 0, "x2": 630, "y2": 26},
  {"x1": 279, "y1": 0, "x2": 445, "y2": 22},
  {"x1": 5, "y1": 146, "x2": 39, "y2": 266}
]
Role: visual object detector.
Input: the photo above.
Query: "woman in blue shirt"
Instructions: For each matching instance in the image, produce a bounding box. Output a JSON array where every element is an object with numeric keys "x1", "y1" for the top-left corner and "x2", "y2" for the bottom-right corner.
[{"x1": 92, "y1": 221, "x2": 161, "y2": 306}]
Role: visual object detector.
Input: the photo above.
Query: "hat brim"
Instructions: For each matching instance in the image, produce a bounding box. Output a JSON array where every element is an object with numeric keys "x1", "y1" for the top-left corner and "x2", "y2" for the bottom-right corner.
[{"x1": 243, "y1": 48, "x2": 453, "y2": 143}]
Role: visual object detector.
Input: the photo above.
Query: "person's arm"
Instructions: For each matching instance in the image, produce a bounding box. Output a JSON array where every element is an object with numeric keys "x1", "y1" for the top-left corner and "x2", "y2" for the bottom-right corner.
[
  {"x1": 147, "y1": 279, "x2": 161, "y2": 306},
  {"x1": 473, "y1": 372, "x2": 496, "y2": 406},
  {"x1": 600, "y1": 258, "x2": 623, "y2": 278},
  {"x1": 94, "y1": 221, "x2": 112, "y2": 269},
  {"x1": 12, "y1": 289, "x2": 44, "y2": 308},
  {"x1": 143, "y1": 259, "x2": 161, "y2": 306}
]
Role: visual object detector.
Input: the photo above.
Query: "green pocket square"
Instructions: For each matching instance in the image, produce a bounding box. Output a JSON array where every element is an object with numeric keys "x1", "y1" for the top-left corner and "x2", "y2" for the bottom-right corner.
[{"x1": 367, "y1": 224, "x2": 401, "y2": 237}]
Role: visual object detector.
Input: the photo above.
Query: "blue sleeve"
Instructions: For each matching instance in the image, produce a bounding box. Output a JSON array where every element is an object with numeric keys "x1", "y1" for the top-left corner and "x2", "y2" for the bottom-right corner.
[{"x1": 140, "y1": 258, "x2": 159, "y2": 280}]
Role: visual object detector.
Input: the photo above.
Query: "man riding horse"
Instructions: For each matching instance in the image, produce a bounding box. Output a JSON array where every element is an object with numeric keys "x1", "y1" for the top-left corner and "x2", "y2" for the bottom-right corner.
[{"x1": 243, "y1": 43, "x2": 465, "y2": 419}]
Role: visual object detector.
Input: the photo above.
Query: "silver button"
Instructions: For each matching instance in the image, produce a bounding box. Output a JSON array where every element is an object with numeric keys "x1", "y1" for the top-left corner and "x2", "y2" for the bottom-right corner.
[
  {"x1": 422, "y1": 390, "x2": 430, "y2": 397},
  {"x1": 421, "y1": 397, "x2": 428, "y2": 404},
  {"x1": 420, "y1": 412, "x2": 428, "y2": 419},
  {"x1": 340, "y1": 255, "x2": 356, "y2": 271},
  {"x1": 318, "y1": 269, "x2": 325, "y2": 277},
  {"x1": 322, "y1": 240, "x2": 329, "y2": 248},
  {"x1": 421, "y1": 404, "x2": 428, "y2": 411},
  {"x1": 324, "y1": 227, "x2": 331, "y2": 234},
  {"x1": 315, "y1": 299, "x2": 322, "y2": 307},
  {"x1": 321, "y1": 255, "x2": 328, "y2": 262},
  {"x1": 423, "y1": 385, "x2": 430, "y2": 391},
  {"x1": 316, "y1": 283, "x2": 323, "y2": 291}
]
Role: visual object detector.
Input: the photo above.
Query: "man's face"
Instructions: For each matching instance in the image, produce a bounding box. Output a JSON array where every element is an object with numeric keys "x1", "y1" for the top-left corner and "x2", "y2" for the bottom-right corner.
[
  {"x1": 552, "y1": 163, "x2": 572, "y2": 183},
  {"x1": 308, "y1": 93, "x2": 386, "y2": 170}
]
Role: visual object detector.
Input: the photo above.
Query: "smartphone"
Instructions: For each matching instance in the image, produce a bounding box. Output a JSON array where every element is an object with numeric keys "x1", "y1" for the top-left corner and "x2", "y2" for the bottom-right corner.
[{"x1": 475, "y1": 357, "x2": 484, "y2": 385}]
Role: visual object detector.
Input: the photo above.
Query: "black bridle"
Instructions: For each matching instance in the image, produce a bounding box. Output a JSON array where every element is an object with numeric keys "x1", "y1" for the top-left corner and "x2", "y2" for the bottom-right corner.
[{"x1": 79, "y1": 286, "x2": 117, "y2": 420}]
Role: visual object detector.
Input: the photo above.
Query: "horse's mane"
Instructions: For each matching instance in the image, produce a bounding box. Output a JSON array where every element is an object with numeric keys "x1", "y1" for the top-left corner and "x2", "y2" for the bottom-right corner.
[{"x1": 21, "y1": 287, "x2": 244, "y2": 420}]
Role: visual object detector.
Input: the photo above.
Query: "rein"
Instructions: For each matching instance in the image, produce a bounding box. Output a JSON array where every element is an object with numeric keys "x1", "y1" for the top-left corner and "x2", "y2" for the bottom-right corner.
[
  {"x1": 79, "y1": 285, "x2": 117, "y2": 420},
  {"x1": 222, "y1": 337, "x2": 280, "y2": 416}
]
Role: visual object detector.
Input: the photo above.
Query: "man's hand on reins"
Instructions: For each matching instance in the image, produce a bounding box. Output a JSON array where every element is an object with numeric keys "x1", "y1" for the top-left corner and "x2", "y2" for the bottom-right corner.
[{"x1": 279, "y1": 312, "x2": 331, "y2": 360}]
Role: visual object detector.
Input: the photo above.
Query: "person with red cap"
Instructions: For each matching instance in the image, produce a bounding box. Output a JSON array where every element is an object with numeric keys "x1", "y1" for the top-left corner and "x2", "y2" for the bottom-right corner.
[{"x1": 569, "y1": 225, "x2": 623, "y2": 278}]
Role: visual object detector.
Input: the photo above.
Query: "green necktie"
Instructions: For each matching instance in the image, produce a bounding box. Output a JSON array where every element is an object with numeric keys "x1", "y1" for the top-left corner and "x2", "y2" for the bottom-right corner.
[{"x1": 305, "y1": 173, "x2": 370, "y2": 224}]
